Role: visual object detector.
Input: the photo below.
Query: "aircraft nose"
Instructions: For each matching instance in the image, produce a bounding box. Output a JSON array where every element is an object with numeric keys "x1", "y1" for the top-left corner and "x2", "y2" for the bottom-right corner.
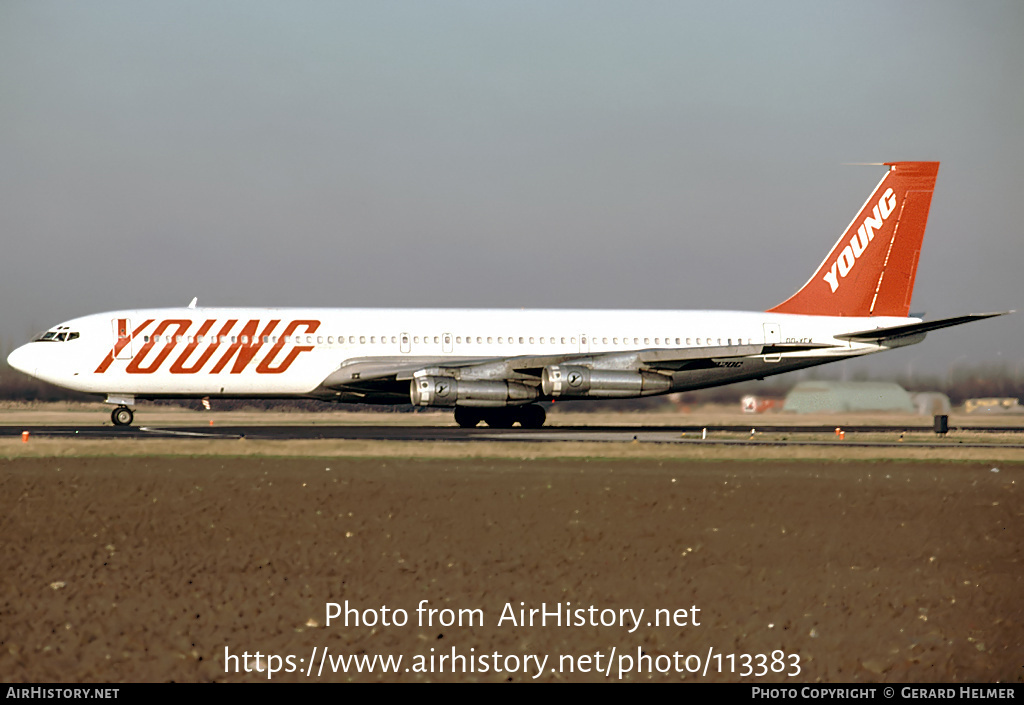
[{"x1": 6, "y1": 344, "x2": 34, "y2": 377}]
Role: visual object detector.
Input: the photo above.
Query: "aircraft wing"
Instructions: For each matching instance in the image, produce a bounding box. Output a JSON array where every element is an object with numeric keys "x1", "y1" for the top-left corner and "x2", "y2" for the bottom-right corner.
[
  {"x1": 504, "y1": 341, "x2": 833, "y2": 375},
  {"x1": 834, "y1": 311, "x2": 1013, "y2": 342},
  {"x1": 318, "y1": 341, "x2": 833, "y2": 396}
]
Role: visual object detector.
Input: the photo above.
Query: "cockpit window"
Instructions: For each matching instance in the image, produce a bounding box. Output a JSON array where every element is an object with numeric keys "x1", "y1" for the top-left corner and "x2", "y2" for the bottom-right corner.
[{"x1": 33, "y1": 328, "x2": 80, "y2": 342}]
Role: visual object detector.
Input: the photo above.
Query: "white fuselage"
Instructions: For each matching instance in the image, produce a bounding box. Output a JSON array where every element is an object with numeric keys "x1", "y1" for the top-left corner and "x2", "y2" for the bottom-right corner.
[{"x1": 7, "y1": 307, "x2": 913, "y2": 402}]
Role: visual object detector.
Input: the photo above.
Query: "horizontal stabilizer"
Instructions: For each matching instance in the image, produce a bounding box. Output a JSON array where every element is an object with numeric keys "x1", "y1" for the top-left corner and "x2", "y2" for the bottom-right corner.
[{"x1": 835, "y1": 312, "x2": 1012, "y2": 342}]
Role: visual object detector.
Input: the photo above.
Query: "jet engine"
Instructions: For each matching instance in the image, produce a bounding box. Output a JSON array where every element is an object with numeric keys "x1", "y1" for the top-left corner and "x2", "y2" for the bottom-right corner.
[
  {"x1": 410, "y1": 375, "x2": 538, "y2": 407},
  {"x1": 541, "y1": 365, "x2": 672, "y2": 398}
]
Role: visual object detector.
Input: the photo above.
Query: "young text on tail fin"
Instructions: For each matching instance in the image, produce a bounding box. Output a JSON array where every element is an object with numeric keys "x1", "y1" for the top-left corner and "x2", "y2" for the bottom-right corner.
[{"x1": 768, "y1": 161, "x2": 939, "y2": 317}]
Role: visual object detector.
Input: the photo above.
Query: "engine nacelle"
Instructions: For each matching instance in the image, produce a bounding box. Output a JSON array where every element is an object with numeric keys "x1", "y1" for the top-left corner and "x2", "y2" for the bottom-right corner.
[
  {"x1": 410, "y1": 376, "x2": 538, "y2": 407},
  {"x1": 541, "y1": 365, "x2": 672, "y2": 398}
]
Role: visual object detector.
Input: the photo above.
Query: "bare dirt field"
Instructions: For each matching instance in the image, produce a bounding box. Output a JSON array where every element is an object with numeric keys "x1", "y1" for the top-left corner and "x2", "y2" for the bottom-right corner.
[{"x1": 2, "y1": 451, "x2": 1021, "y2": 683}]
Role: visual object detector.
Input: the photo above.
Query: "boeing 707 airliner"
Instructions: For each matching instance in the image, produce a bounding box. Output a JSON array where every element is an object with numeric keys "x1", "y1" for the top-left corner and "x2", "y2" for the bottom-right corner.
[{"x1": 6, "y1": 161, "x2": 1009, "y2": 428}]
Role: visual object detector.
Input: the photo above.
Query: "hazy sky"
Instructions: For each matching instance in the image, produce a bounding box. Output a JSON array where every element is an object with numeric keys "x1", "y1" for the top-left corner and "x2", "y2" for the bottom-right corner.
[{"x1": 1, "y1": 1, "x2": 1021, "y2": 378}]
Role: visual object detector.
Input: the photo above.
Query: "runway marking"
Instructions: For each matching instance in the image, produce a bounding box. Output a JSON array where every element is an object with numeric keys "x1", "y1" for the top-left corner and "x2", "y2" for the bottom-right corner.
[
  {"x1": 485, "y1": 431, "x2": 1024, "y2": 449},
  {"x1": 138, "y1": 427, "x2": 243, "y2": 439}
]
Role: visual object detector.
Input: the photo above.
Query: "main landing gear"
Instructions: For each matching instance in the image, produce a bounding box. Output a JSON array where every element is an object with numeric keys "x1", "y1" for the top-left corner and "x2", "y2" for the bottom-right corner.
[
  {"x1": 454, "y1": 404, "x2": 546, "y2": 429},
  {"x1": 111, "y1": 405, "x2": 134, "y2": 427}
]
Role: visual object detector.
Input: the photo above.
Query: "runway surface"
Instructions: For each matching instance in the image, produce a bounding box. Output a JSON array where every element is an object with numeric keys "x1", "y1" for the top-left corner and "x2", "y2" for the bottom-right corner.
[{"x1": 2, "y1": 423, "x2": 1022, "y2": 448}]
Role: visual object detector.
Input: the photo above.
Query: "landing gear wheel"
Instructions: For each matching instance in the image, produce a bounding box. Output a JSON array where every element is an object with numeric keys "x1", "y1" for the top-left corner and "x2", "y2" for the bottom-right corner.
[
  {"x1": 483, "y1": 409, "x2": 515, "y2": 429},
  {"x1": 518, "y1": 404, "x2": 546, "y2": 429},
  {"x1": 111, "y1": 406, "x2": 134, "y2": 427},
  {"x1": 454, "y1": 407, "x2": 482, "y2": 428}
]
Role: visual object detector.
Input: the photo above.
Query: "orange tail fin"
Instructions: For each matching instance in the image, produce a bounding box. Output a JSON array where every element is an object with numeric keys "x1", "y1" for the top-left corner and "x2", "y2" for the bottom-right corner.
[{"x1": 768, "y1": 161, "x2": 939, "y2": 317}]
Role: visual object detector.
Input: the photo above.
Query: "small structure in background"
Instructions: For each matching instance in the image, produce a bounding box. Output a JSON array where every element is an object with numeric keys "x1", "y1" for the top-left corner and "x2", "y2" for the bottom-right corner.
[
  {"x1": 782, "y1": 381, "x2": 914, "y2": 414},
  {"x1": 964, "y1": 397, "x2": 1023, "y2": 414},
  {"x1": 741, "y1": 395, "x2": 783, "y2": 413},
  {"x1": 911, "y1": 392, "x2": 952, "y2": 416}
]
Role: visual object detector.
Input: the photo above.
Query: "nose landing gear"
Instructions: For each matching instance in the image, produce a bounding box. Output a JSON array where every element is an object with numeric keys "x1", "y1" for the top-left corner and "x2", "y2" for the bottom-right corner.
[{"x1": 111, "y1": 405, "x2": 134, "y2": 427}]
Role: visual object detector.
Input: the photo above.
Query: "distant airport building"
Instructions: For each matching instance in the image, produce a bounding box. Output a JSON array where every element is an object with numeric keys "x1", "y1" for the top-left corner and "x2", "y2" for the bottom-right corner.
[
  {"x1": 783, "y1": 381, "x2": 915, "y2": 414},
  {"x1": 964, "y1": 398, "x2": 1023, "y2": 414}
]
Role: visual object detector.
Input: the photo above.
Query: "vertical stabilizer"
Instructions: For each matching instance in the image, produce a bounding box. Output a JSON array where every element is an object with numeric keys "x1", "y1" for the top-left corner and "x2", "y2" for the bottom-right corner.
[{"x1": 768, "y1": 161, "x2": 939, "y2": 317}]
